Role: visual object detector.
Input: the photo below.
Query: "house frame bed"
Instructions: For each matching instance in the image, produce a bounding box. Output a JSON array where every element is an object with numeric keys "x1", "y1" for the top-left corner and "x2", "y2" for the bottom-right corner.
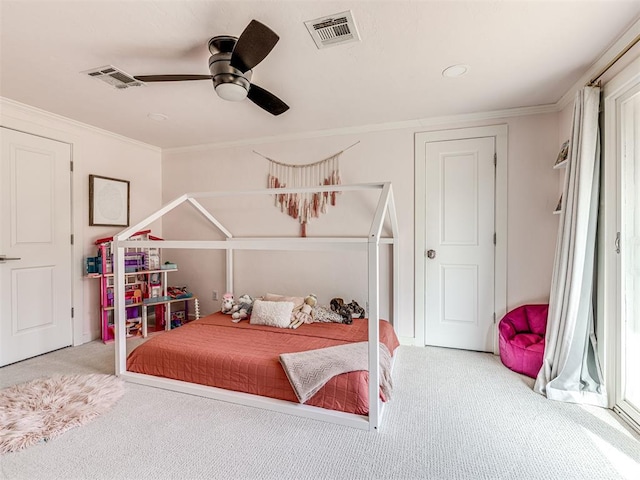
[{"x1": 113, "y1": 182, "x2": 399, "y2": 431}]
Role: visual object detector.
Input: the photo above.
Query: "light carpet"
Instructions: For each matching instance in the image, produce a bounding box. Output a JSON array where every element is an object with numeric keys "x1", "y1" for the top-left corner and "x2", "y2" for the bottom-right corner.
[
  {"x1": 0, "y1": 374, "x2": 124, "y2": 454},
  {"x1": 0, "y1": 341, "x2": 639, "y2": 479}
]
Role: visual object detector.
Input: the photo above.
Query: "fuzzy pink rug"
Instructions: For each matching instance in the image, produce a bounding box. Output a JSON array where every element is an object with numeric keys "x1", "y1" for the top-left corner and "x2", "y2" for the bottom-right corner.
[{"x1": 0, "y1": 374, "x2": 124, "y2": 454}]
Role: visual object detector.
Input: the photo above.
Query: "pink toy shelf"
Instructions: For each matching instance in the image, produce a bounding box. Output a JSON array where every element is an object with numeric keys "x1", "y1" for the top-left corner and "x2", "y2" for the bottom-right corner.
[{"x1": 86, "y1": 230, "x2": 199, "y2": 342}]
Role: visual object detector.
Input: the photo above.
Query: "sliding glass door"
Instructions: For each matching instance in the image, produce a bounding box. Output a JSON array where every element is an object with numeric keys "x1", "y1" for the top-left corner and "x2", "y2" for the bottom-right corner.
[
  {"x1": 604, "y1": 54, "x2": 640, "y2": 432},
  {"x1": 620, "y1": 82, "x2": 640, "y2": 426},
  {"x1": 605, "y1": 58, "x2": 640, "y2": 430}
]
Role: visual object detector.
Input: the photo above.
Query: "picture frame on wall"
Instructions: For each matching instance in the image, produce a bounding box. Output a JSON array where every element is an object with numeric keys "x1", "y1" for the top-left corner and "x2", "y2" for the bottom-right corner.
[{"x1": 89, "y1": 174, "x2": 130, "y2": 227}]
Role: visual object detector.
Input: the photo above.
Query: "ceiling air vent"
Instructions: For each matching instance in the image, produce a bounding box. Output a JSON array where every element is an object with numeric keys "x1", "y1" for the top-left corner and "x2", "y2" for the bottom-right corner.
[
  {"x1": 82, "y1": 65, "x2": 143, "y2": 89},
  {"x1": 304, "y1": 10, "x2": 360, "y2": 49}
]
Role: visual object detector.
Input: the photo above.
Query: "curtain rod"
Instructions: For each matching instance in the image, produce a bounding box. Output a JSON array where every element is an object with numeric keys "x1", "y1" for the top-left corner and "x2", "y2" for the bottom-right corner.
[{"x1": 588, "y1": 31, "x2": 640, "y2": 85}]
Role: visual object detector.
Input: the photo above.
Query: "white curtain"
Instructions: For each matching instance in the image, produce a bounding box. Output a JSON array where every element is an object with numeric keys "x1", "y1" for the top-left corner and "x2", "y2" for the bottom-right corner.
[{"x1": 534, "y1": 86, "x2": 608, "y2": 407}]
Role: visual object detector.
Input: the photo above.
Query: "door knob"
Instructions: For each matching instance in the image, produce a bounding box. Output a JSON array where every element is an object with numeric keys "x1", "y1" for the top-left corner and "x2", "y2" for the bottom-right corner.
[
  {"x1": 426, "y1": 249, "x2": 436, "y2": 259},
  {"x1": 0, "y1": 255, "x2": 21, "y2": 263}
]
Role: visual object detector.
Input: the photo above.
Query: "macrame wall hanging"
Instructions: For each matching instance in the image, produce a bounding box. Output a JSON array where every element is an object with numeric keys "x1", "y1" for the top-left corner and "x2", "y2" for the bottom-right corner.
[{"x1": 255, "y1": 142, "x2": 359, "y2": 237}]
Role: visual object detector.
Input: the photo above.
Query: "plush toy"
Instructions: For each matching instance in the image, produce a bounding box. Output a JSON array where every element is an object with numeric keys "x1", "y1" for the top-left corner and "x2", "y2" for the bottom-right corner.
[
  {"x1": 291, "y1": 294, "x2": 317, "y2": 329},
  {"x1": 231, "y1": 294, "x2": 254, "y2": 322},
  {"x1": 346, "y1": 300, "x2": 365, "y2": 319},
  {"x1": 301, "y1": 294, "x2": 317, "y2": 314},
  {"x1": 329, "y1": 297, "x2": 365, "y2": 322},
  {"x1": 337, "y1": 306, "x2": 353, "y2": 324},
  {"x1": 330, "y1": 297, "x2": 344, "y2": 312},
  {"x1": 221, "y1": 293, "x2": 235, "y2": 314},
  {"x1": 329, "y1": 297, "x2": 352, "y2": 324}
]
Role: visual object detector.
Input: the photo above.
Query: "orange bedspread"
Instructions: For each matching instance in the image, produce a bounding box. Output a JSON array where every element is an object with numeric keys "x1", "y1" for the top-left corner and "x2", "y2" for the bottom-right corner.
[{"x1": 126, "y1": 312, "x2": 400, "y2": 415}]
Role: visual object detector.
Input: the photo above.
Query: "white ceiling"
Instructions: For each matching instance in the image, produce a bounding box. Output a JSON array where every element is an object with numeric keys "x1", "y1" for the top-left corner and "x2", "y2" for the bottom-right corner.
[{"x1": 2, "y1": 1, "x2": 639, "y2": 149}]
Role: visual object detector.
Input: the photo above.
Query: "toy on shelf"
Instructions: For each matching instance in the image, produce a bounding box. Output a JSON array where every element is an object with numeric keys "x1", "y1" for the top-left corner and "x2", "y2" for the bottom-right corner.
[
  {"x1": 146, "y1": 248, "x2": 161, "y2": 271},
  {"x1": 167, "y1": 285, "x2": 193, "y2": 299},
  {"x1": 126, "y1": 320, "x2": 142, "y2": 337},
  {"x1": 124, "y1": 251, "x2": 145, "y2": 272},
  {"x1": 171, "y1": 310, "x2": 186, "y2": 329}
]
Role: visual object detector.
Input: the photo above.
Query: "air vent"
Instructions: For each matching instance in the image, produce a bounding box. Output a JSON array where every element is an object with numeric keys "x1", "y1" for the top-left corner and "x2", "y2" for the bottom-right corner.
[
  {"x1": 82, "y1": 65, "x2": 143, "y2": 89},
  {"x1": 304, "y1": 10, "x2": 360, "y2": 49}
]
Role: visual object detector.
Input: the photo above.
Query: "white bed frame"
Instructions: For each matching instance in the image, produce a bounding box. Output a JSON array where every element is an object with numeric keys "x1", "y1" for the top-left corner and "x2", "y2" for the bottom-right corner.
[{"x1": 113, "y1": 182, "x2": 399, "y2": 431}]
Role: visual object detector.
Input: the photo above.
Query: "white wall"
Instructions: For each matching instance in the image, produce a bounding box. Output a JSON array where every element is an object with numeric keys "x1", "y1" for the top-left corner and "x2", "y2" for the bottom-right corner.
[
  {"x1": 162, "y1": 111, "x2": 560, "y2": 341},
  {"x1": 503, "y1": 114, "x2": 560, "y2": 307},
  {"x1": 0, "y1": 99, "x2": 163, "y2": 343},
  {"x1": 0, "y1": 97, "x2": 562, "y2": 344}
]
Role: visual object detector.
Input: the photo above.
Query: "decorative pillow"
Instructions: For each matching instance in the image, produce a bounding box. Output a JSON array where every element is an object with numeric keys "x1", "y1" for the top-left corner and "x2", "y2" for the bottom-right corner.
[
  {"x1": 264, "y1": 293, "x2": 305, "y2": 312},
  {"x1": 250, "y1": 300, "x2": 295, "y2": 328},
  {"x1": 312, "y1": 306, "x2": 345, "y2": 323}
]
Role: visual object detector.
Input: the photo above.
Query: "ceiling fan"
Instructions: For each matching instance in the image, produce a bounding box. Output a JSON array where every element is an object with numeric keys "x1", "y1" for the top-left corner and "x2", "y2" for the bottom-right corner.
[{"x1": 134, "y1": 20, "x2": 289, "y2": 116}]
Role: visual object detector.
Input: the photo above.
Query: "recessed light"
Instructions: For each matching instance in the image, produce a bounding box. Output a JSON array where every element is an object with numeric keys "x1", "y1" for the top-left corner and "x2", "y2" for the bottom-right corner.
[
  {"x1": 442, "y1": 64, "x2": 469, "y2": 78},
  {"x1": 147, "y1": 113, "x2": 168, "y2": 121}
]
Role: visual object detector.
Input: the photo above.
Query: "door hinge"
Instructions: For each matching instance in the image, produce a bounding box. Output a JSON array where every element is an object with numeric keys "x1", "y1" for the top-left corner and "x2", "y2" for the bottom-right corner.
[
  {"x1": 71, "y1": 234, "x2": 74, "y2": 245},
  {"x1": 494, "y1": 153, "x2": 497, "y2": 166},
  {"x1": 615, "y1": 232, "x2": 620, "y2": 254},
  {"x1": 493, "y1": 312, "x2": 496, "y2": 324},
  {"x1": 493, "y1": 232, "x2": 496, "y2": 245},
  {"x1": 70, "y1": 161, "x2": 74, "y2": 172},
  {"x1": 71, "y1": 307, "x2": 74, "y2": 318}
]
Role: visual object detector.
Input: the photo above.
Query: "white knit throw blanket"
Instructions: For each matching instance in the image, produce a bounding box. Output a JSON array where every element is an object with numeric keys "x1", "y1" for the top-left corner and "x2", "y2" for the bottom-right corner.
[{"x1": 279, "y1": 342, "x2": 393, "y2": 404}]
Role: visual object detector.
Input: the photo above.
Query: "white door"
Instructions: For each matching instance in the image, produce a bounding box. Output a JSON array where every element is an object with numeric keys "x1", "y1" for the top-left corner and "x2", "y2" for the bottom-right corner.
[
  {"x1": 618, "y1": 81, "x2": 640, "y2": 426},
  {"x1": 0, "y1": 127, "x2": 72, "y2": 366},
  {"x1": 425, "y1": 137, "x2": 495, "y2": 352}
]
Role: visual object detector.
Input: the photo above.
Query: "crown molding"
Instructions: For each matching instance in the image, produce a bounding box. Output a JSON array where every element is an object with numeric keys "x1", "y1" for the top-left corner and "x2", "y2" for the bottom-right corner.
[
  {"x1": 164, "y1": 103, "x2": 558, "y2": 154},
  {"x1": 0, "y1": 97, "x2": 161, "y2": 153},
  {"x1": 556, "y1": 17, "x2": 640, "y2": 111}
]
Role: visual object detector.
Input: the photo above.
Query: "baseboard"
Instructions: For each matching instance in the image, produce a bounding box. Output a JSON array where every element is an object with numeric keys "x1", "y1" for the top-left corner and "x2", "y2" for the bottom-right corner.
[{"x1": 398, "y1": 336, "x2": 420, "y2": 346}]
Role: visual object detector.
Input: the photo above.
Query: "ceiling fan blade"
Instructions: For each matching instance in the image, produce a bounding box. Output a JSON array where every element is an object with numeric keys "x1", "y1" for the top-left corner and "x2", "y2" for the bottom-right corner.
[
  {"x1": 230, "y1": 20, "x2": 279, "y2": 73},
  {"x1": 247, "y1": 83, "x2": 289, "y2": 116},
  {"x1": 134, "y1": 74, "x2": 213, "y2": 82}
]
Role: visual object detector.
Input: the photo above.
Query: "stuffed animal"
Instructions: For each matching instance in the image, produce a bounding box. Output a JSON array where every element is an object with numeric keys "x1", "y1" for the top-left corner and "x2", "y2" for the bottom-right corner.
[
  {"x1": 329, "y1": 297, "x2": 352, "y2": 324},
  {"x1": 291, "y1": 294, "x2": 317, "y2": 328},
  {"x1": 302, "y1": 294, "x2": 317, "y2": 314},
  {"x1": 231, "y1": 294, "x2": 254, "y2": 322},
  {"x1": 221, "y1": 293, "x2": 235, "y2": 314},
  {"x1": 330, "y1": 297, "x2": 364, "y2": 324},
  {"x1": 330, "y1": 297, "x2": 344, "y2": 312},
  {"x1": 346, "y1": 300, "x2": 365, "y2": 319},
  {"x1": 337, "y1": 306, "x2": 353, "y2": 324}
]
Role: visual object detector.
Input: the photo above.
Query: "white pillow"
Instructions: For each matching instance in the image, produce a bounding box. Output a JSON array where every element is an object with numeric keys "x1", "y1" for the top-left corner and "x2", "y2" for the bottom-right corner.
[{"x1": 250, "y1": 300, "x2": 295, "y2": 328}]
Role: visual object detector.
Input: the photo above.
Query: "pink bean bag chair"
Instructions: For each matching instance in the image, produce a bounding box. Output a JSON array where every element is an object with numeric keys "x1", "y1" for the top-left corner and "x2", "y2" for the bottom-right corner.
[{"x1": 498, "y1": 304, "x2": 549, "y2": 378}]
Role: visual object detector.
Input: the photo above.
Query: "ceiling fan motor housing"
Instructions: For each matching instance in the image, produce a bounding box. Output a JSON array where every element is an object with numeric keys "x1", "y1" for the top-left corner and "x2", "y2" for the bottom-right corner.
[
  {"x1": 208, "y1": 53, "x2": 252, "y2": 88},
  {"x1": 208, "y1": 35, "x2": 252, "y2": 101}
]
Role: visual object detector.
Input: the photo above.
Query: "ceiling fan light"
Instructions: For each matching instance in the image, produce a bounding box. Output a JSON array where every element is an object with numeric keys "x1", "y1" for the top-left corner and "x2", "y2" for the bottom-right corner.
[{"x1": 215, "y1": 82, "x2": 248, "y2": 102}]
